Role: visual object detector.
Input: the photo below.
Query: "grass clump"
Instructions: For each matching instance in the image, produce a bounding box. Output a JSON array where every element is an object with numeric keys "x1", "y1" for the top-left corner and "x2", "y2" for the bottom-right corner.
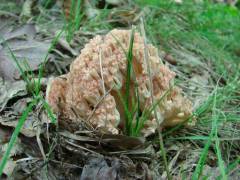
[
  {"x1": 65, "y1": 0, "x2": 83, "y2": 42},
  {"x1": 135, "y1": 0, "x2": 240, "y2": 178},
  {"x1": 113, "y1": 28, "x2": 171, "y2": 137}
]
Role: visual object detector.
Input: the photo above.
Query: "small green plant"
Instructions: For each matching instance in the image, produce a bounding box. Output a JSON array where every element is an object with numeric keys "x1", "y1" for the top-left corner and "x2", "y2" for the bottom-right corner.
[
  {"x1": 0, "y1": 29, "x2": 63, "y2": 176},
  {"x1": 65, "y1": 0, "x2": 84, "y2": 42}
]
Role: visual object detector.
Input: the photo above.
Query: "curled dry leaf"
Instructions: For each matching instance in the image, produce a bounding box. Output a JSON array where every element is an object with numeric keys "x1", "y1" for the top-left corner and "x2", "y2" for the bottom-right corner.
[
  {"x1": 46, "y1": 29, "x2": 193, "y2": 136},
  {"x1": 0, "y1": 111, "x2": 40, "y2": 137},
  {"x1": 0, "y1": 18, "x2": 51, "y2": 81},
  {"x1": 0, "y1": 79, "x2": 27, "y2": 111},
  {"x1": 0, "y1": 78, "x2": 41, "y2": 137},
  {"x1": 0, "y1": 77, "x2": 49, "y2": 137}
]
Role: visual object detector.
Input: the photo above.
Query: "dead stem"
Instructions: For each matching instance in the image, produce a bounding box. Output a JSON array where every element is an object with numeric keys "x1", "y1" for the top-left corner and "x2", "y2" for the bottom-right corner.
[{"x1": 140, "y1": 18, "x2": 172, "y2": 180}]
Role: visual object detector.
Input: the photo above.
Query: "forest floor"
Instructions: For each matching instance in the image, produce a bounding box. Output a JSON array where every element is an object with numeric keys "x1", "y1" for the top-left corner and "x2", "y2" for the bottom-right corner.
[{"x1": 0, "y1": 0, "x2": 240, "y2": 179}]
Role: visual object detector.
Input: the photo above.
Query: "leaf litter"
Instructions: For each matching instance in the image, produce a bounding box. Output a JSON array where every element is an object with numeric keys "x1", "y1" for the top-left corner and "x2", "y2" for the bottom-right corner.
[
  {"x1": 0, "y1": 17, "x2": 51, "y2": 81},
  {"x1": 0, "y1": 1, "x2": 240, "y2": 179}
]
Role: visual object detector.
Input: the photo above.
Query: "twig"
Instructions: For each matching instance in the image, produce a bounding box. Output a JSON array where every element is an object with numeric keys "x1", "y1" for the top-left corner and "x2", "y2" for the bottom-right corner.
[
  {"x1": 140, "y1": 18, "x2": 172, "y2": 180},
  {"x1": 36, "y1": 125, "x2": 46, "y2": 161},
  {"x1": 99, "y1": 37, "x2": 108, "y2": 130},
  {"x1": 66, "y1": 140, "x2": 100, "y2": 155}
]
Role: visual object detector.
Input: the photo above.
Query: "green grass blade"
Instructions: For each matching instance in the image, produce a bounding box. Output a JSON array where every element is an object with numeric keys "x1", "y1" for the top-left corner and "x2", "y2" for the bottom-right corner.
[
  {"x1": 125, "y1": 29, "x2": 134, "y2": 111},
  {"x1": 116, "y1": 89, "x2": 132, "y2": 135},
  {"x1": 218, "y1": 156, "x2": 240, "y2": 179},
  {"x1": 133, "y1": 82, "x2": 141, "y2": 136},
  {"x1": 192, "y1": 85, "x2": 219, "y2": 179},
  {"x1": 74, "y1": 0, "x2": 82, "y2": 30},
  {"x1": 215, "y1": 135, "x2": 227, "y2": 180},
  {"x1": 192, "y1": 136, "x2": 212, "y2": 180},
  {"x1": 36, "y1": 28, "x2": 64, "y2": 96},
  {"x1": 0, "y1": 99, "x2": 37, "y2": 176},
  {"x1": 40, "y1": 96, "x2": 57, "y2": 124},
  {"x1": 135, "y1": 87, "x2": 171, "y2": 135}
]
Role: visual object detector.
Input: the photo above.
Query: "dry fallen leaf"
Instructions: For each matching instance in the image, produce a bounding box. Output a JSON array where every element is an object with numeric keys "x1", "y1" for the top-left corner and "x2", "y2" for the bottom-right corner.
[
  {"x1": 0, "y1": 110, "x2": 41, "y2": 137},
  {"x1": 0, "y1": 18, "x2": 51, "y2": 81},
  {"x1": 80, "y1": 156, "x2": 152, "y2": 180},
  {"x1": 0, "y1": 79, "x2": 27, "y2": 111},
  {"x1": 80, "y1": 157, "x2": 117, "y2": 180}
]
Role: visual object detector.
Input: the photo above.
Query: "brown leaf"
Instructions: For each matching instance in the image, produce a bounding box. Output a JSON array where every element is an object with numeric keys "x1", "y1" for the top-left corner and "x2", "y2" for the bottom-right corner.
[
  {"x1": 0, "y1": 18, "x2": 51, "y2": 81},
  {"x1": 80, "y1": 157, "x2": 117, "y2": 180},
  {"x1": 100, "y1": 134, "x2": 146, "y2": 150},
  {"x1": 0, "y1": 80, "x2": 27, "y2": 111},
  {"x1": 0, "y1": 112, "x2": 39, "y2": 137},
  {"x1": 80, "y1": 156, "x2": 153, "y2": 180},
  {"x1": 0, "y1": 21, "x2": 36, "y2": 42}
]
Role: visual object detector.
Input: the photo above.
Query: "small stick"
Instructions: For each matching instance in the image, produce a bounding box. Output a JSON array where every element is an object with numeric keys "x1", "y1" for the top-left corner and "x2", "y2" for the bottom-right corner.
[{"x1": 140, "y1": 17, "x2": 172, "y2": 180}]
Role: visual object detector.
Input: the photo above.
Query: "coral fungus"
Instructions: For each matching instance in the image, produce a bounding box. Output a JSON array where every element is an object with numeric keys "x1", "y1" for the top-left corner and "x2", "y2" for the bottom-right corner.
[{"x1": 46, "y1": 29, "x2": 193, "y2": 136}]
